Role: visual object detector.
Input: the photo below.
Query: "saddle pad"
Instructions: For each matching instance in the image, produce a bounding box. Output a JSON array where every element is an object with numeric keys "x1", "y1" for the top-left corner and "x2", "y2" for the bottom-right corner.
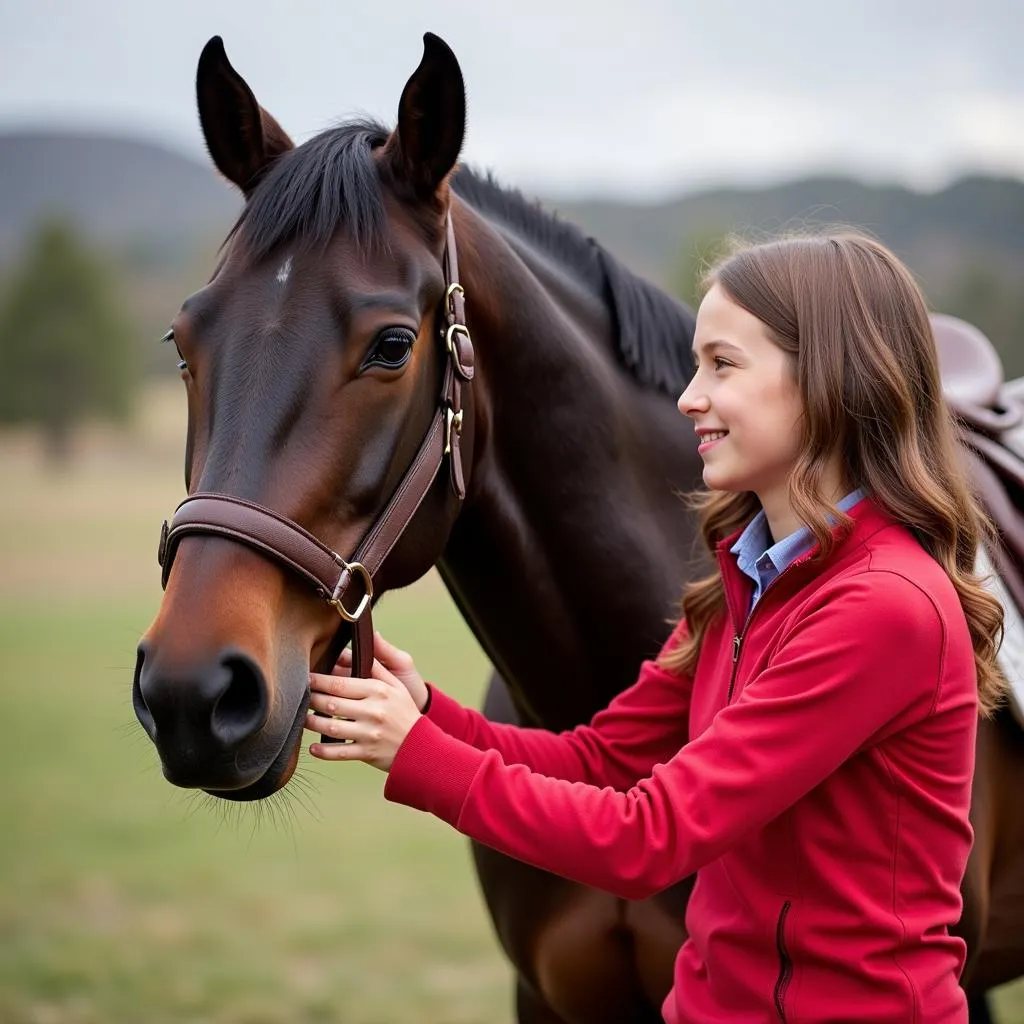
[{"x1": 977, "y1": 545, "x2": 1024, "y2": 727}]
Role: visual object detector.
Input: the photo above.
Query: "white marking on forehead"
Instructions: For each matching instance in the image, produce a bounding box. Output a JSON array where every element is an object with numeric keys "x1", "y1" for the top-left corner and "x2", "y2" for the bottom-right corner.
[{"x1": 276, "y1": 255, "x2": 292, "y2": 285}]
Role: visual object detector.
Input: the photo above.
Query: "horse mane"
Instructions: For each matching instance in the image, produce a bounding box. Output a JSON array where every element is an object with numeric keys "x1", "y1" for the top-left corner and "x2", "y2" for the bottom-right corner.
[
  {"x1": 452, "y1": 170, "x2": 695, "y2": 395},
  {"x1": 233, "y1": 120, "x2": 694, "y2": 396}
]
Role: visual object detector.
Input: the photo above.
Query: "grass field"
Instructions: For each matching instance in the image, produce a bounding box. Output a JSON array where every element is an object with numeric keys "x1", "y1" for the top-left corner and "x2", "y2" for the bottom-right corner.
[
  {"x1": 2, "y1": 383, "x2": 1023, "y2": 1023},
  {"x1": 0, "y1": 386, "x2": 510, "y2": 1024}
]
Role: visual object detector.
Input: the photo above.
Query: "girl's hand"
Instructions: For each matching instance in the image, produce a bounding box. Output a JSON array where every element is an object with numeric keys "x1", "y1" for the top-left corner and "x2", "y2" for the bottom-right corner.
[
  {"x1": 333, "y1": 632, "x2": 429, "y2": 711},
  {"x1": 306, "y1": 657, "x2": 422, "y2": 772}
]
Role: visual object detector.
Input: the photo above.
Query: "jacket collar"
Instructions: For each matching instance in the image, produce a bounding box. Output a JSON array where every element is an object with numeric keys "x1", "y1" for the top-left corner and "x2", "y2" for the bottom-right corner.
[{"x1": 715, "y1": 495, "x2": 897, "y2": 631}]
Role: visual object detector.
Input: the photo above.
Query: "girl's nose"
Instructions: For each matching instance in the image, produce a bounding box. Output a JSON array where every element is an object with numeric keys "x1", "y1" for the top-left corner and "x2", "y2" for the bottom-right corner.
[{"x1": 677, "y1": 379, "x2": 708, "y2": 419}]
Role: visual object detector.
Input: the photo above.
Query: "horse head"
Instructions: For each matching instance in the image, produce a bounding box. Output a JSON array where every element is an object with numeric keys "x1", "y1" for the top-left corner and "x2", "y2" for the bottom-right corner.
[{"x1": 133, "y1": 33, "x2": 474, "y2": 799}]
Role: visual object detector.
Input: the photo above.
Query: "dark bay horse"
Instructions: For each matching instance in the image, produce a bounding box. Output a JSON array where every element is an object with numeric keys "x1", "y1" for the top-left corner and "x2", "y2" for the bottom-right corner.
[{"x1": 133, "y1": 33, "x2": 1024, "y2": 1023}]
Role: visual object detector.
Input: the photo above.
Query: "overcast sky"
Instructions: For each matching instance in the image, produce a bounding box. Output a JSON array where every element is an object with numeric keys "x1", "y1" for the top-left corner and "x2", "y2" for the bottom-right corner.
[{"x1": 1, "y1": 0, "x2": 1021, "y2": 199}]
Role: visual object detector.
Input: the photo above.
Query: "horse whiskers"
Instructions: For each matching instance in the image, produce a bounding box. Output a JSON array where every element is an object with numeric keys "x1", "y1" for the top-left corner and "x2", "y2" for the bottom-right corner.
[{"x1": 282, "y1": 770, "x2": 323, "y2": 825}]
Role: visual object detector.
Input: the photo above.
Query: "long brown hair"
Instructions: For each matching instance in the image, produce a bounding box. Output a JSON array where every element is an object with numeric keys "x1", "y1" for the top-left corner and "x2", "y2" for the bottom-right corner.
[{"x1": 660, "y1": 233, "x2": 1006, "y2": 716}]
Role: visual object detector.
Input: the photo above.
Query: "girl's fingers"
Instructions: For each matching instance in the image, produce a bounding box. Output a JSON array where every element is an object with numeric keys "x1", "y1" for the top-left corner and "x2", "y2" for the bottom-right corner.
[
  {"x1": 309, "y1": 739, "x2": 363, "y2": 761},
  {"x1": 369, "y1": 658, "x2": 401, "y2": 687},
  {"x1": 339, "y1": 638, "x2": 413, "y2": 690},
  {"x1": 334, "y1": 649, "x2": 393, "y2": 683},
  {"x1": 309, "y1": 672, "x2": 375, "y2": 699},
  {"x1": 373, "y1": 632, "x2": 412, "y2": 668},
  {"x1": 373, "y1": 631, "x2": 398, "y2": 656},
  {"x1": 337, "y1": 657, "x2": 395, "y2": 687},
  {"x1": 307, "y1": 692, "x2": 370, "y2": 719},
  {"x1": 303, "y1": 710, "x2": 358, "y2": 741}
]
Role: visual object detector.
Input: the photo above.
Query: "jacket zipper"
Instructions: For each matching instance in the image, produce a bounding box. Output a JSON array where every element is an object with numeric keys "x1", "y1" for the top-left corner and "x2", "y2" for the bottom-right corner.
[
  {"x1": 774, "y1": 900, "x2": 793, "y2": 1022},
  {"x1": 725, "y1": 557, "x2": 808, "y2": 704},
  {"x1": 726, "y1": 634, "x2": 742, "y2": 702}
]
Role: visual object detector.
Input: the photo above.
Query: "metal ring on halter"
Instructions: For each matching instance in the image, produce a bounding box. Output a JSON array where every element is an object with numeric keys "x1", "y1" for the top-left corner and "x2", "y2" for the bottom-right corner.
[
  {"x1": 446, "y1": 322, "x2": 471, "y2": 354},
  {"x1": 329, "y1": 559, "x2": 373, "y2": 621},
  {"x1": 445, "y1": 282, "x2": 464, "y2": 316}
]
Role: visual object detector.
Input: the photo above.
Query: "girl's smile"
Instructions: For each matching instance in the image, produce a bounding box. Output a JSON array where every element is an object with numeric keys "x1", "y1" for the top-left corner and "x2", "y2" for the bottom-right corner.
[{"x1": 696, "y1": 430, "x2": 729, "y2": 454}]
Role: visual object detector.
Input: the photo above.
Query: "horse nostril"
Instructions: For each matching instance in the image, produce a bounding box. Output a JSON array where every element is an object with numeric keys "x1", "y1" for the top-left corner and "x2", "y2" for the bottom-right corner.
[
  {"x1": 132, "y1": 645, "x2": 157, "y2": 740},
  {"x1": 210, "y1": 653, "x2": 269, "y2": 747}
]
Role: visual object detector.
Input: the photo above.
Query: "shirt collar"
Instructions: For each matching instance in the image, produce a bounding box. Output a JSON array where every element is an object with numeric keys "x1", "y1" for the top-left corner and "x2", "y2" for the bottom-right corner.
[{"x1": 730, "y1": 488, "x2": 868, "y2": 578}]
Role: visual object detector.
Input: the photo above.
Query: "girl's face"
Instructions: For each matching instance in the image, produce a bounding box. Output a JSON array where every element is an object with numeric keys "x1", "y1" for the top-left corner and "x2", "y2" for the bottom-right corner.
[{"x1": 678, "y1": 283, "x2": 805, "y2": 510}]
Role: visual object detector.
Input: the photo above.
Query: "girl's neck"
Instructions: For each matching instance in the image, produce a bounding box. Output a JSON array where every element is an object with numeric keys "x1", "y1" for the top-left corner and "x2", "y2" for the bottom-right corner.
[{"x1": 759, "y1": 463, "x2": 850, "y2": 542}]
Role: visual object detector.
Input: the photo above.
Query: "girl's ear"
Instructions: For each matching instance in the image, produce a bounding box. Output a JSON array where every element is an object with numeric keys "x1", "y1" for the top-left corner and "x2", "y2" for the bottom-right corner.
[{"x1": 196, "y1": 36, "x2": 294, "y2": 196}]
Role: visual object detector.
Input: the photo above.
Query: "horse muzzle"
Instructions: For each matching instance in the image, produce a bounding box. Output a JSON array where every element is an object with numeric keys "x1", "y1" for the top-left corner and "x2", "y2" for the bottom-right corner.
[{"x1": 133, "y1": 638, "x2": 309, "y2": 796}]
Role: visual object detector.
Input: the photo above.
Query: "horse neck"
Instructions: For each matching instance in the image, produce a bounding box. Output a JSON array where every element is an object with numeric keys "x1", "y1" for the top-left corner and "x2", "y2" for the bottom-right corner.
[{"x1": 438, "y1": 199, "x2": 702, "y2": 728}]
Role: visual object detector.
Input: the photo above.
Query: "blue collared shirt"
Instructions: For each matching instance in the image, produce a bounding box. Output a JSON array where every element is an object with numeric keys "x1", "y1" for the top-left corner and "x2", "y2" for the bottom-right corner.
[{"x1": 730, "y1": 489, "x2": 867, "y2": 612}]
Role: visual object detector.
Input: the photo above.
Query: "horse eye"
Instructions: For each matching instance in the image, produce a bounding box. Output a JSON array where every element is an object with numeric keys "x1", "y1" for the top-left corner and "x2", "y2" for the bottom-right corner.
[
  {"x1": 362, "y1": 328, "x2": 415, "y2": 371},
  {"x1": 161, "y1": 328, "x2": 188, "y2": 372}
]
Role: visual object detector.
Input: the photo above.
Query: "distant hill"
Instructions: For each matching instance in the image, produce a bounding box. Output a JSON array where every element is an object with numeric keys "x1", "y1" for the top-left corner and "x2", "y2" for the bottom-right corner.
[
  {"x1": 2, "y1": 130, "x2": 1023, "y2": 283},
  {"x1": 1, "y1": 129, "x2": 1021, "y2": 374},
  {"x1": 555, "y1": 175, "x2": 1024, "y2": 290},
  {"x1": 0, "y1": 130, "x2": 240, "y2": 260}
]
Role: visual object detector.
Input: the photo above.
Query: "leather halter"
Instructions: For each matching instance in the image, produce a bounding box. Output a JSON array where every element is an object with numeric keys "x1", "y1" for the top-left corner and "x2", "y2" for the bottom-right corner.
[{"x1": 156, "y1": 212, "x2": 475, "y2": 680}]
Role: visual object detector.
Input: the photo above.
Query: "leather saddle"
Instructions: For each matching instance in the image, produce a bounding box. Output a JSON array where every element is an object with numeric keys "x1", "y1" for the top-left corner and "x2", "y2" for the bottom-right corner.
[{"x1": 932, "y1": 313, "x2": 1024, "y2": 722}]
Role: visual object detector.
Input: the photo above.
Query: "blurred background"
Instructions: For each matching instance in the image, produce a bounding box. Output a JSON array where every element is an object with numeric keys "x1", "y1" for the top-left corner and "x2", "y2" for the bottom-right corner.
[{"x1": 1, "y1": 2, "x2": 1022, "y2": 1022}]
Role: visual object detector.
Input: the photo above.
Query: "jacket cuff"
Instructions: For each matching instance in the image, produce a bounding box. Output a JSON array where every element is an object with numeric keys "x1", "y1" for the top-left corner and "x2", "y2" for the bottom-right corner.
[
  {"x1": 422, "y1": 684, "x2": 472, "y2": 738},
  {"x1": 384, "y1": 715, "x2": 486, "y2": 826}
]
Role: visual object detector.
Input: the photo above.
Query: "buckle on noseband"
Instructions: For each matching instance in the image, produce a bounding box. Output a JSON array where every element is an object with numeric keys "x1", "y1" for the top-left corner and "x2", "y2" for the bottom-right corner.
[{"x1": 329, "y1": 558, "x2": 373, "y2": 621}]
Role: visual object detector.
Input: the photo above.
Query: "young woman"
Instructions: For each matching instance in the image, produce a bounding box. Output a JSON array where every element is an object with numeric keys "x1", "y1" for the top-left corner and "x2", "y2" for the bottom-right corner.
[{"x1": 304, "y1": 234, "x2": 1006, "y2": 1023}]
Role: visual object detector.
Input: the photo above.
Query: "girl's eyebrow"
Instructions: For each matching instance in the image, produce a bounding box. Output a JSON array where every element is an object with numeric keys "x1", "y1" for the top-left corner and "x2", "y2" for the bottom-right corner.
[{"x1": 692, "y1": 339, "x2": 743, "y2": 358}]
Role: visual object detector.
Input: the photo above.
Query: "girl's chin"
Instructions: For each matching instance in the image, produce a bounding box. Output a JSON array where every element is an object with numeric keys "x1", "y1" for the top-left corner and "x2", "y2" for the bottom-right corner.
[
  {"x1": 704, "y1": 476, "x2": 758, "y2": 497},
  {"x1": 702, "y1": 467, "x2": 741, "y2": 491}
]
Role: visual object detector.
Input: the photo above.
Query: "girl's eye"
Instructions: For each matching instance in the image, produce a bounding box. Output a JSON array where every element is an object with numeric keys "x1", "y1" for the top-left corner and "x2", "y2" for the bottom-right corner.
[
  {"x1": 361, "y1": 328, "x2": 415, "y2": 372},
  {"x1": 713, "y1": 356, "x2": 731, "y2": 371}
]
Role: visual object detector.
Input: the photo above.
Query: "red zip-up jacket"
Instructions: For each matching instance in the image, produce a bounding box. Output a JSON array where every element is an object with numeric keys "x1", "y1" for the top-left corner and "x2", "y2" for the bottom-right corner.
[{"x1": 385, "y1": 498, "x2": 977, "y2": 1022}]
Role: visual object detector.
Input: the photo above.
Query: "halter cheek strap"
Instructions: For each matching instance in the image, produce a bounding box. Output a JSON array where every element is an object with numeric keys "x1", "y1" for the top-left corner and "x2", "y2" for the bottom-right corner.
[{"x1": 157, "y1": 211, "x2": 474, "y2": 681}]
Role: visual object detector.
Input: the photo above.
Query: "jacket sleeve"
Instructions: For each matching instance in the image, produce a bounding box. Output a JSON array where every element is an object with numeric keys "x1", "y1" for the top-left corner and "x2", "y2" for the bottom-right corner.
[
  {"x1": 384, "y1": 574, "x2": 949, "y2": 901},
  {"x1": 420, "y1": 620, "x2": 692, "y2": 791}
]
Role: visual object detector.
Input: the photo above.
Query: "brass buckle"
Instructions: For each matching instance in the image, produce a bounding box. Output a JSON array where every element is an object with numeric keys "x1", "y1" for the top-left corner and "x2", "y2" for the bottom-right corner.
[
  {"x1": 445, "y1": 322, "x2": 471, "y2": 355},
  {"x1": 329, "y1": 558, "x2": 373, "y2": 621},
  {"x1": 445, "y1": 282, "x2": 465, "y2": 317},
  {"x1": 445, "y1": 407, "x2": 464, "y2": 456}
]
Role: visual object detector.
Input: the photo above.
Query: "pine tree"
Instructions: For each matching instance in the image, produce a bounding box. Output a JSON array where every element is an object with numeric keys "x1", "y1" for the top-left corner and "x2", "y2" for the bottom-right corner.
[{"x1": 0, "y1": 219, "x2": 135, "y2": 460}]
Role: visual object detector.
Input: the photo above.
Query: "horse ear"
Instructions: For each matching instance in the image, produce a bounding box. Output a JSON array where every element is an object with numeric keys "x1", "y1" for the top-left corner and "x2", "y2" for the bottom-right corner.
[
  {"x1": 383, "y1": 33, "x2": 466, "y2": 200},
  {"x1": 196, "y1": 36, "x2": 294, "y2": 196}
]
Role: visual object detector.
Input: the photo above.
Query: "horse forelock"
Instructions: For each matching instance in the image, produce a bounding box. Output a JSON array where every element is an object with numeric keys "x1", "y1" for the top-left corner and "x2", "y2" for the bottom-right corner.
[{"x1": 232, "y1": 119, "x2": 391, "y2": 261}]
